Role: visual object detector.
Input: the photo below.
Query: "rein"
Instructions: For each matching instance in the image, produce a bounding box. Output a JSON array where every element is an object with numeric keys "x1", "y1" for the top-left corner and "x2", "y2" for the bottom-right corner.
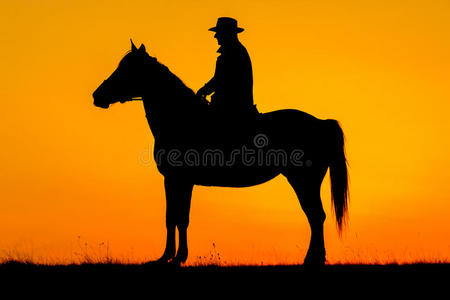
[{"x1": 120, "y1": 97, "x2": 143, "y2": 103}]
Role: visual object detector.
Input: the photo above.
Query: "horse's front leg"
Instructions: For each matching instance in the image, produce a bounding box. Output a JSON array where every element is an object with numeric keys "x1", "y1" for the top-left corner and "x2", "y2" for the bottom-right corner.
[
  {"x1": 152, "y1": 177, "x2": 178, "y2": 264},
  {"x1": 164, "y1": 176, "x2": 193, "y2": 265},
  {"x1": 155, "y1": 225, "x2": 176, "y2": 263}
]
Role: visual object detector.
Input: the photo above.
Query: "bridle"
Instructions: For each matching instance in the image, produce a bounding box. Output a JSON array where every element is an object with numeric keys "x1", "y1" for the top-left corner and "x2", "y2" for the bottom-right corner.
[
  {"x1": 101, "y1": 78, "x2": 143, "y2": 104},
  {"x1": 119, "y1": 97, "x2": 143, "y2": 104}
]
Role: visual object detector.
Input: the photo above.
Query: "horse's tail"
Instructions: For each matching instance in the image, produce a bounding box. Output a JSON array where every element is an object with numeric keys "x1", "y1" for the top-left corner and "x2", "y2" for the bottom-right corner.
[{"x1": 325, "y1": 119, "x2": 349, "y2": 234}]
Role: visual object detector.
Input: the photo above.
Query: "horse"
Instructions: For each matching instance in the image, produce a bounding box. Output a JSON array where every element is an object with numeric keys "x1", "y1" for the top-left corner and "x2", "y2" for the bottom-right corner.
[{"x1": 93, "y1": 40, "x2": 349, "y2": 266}]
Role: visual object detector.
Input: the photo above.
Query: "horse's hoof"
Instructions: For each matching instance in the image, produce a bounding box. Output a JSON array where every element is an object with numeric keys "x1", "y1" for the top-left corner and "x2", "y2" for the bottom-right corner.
[
  {"x1": 169, "y1": 254, "x2": 187, "y2": 266},
  {"x1": 303, "y1": 253, "x2": 326, "y2": 267},
  {"x1": 142, "y1": 260, "x2": 168, "y2": 267},
  {"x1": 303, "y1": 258, "x2": 326, "y2": 268},
  {"x1": 142, "y1": 255, "x2": 174, "y2": 267},
  {"x1": 168, "y1": 260, "x2": 182, "y2": 267}
]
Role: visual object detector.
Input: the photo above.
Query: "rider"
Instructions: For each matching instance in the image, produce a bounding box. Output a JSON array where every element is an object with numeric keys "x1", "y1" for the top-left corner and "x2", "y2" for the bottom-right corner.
[{"x1": 197, "y1": 17, "x2": 258, "y2": 119}]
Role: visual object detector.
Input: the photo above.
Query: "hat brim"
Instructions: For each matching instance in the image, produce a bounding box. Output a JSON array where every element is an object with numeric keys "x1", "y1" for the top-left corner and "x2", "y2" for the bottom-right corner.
[{"x1": 208, "y1": 27, "x2": 244, "y2": 33}]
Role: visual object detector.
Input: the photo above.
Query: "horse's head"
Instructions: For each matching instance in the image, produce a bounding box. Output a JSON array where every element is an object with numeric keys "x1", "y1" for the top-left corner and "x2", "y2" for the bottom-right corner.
[{"x1": 93, "y1": 40, "x2": 155, "y2": 109}]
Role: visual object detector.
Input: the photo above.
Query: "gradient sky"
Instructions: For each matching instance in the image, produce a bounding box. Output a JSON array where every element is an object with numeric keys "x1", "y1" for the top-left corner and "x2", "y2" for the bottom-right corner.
[{"x1": 1, "y1": 0, "x2": 449, "y2": 264}]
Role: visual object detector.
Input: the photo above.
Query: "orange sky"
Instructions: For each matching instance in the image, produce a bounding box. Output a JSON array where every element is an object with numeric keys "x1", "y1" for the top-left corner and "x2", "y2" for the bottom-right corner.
[{"x1": 1, "y1": 0, "x2": 449, "y2": 265}]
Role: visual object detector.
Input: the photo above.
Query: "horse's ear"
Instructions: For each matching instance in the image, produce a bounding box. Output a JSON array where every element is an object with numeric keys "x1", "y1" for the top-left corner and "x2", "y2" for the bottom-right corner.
[
  {"x1": 131, "y1": 39, "x2": 137, "y2": 52},
  {"x1": 139, "y1": 43, "x2": 146, "y2": 52}
]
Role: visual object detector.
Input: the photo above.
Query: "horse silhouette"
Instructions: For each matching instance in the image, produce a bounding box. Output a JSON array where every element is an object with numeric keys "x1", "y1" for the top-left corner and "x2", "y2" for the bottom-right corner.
[{"x1": 93, "y1": 40, "x2": 349, "y2": 266}]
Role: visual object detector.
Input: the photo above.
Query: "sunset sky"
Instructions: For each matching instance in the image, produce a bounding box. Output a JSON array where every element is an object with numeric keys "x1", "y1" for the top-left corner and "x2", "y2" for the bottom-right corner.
[{"x1": 1, "y1": 0, "x2": 449, "y2": 264}]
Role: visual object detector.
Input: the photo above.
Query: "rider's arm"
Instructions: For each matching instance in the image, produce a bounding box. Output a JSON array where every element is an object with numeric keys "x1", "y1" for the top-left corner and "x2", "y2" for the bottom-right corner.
[{"x1": 197, "y1": 56, "x2": 221, "y2": 96}]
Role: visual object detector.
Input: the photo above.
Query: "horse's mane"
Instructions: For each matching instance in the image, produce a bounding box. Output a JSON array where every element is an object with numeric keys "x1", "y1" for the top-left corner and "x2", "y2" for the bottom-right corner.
[
  {"x1": 122, "y1": 50, "x2": 199, "y2": 107},
  {"x1": 154, "y1": 60, "x2": 196, "y2": 98}
]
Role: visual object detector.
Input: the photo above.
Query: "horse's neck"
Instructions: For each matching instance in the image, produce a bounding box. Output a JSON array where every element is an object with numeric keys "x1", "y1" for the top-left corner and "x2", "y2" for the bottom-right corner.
[{"x1": 141, "y1": 68, "x2": 201, "y2": 144}]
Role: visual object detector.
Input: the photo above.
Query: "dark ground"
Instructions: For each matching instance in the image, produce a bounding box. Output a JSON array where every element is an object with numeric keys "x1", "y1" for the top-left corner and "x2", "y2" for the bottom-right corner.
[{"x1": 0, "y1": 262, "x2": 448, "y2": 296}]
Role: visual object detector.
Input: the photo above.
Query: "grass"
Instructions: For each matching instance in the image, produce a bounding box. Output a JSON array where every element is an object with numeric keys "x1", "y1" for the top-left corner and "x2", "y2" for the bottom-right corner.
[
  {"x1": 1, "y1": 244, "x2": 448, "y2": 267},
  {"x1": 1, "y1": 260, "x2": 448, "y2": 275},
  {"x1": 1, "y1": 253, "x2": 448, "y2": 297},
  {"x1": 1, "y1": 239, "x2": 448, "y2": 288},
  {"x1": 1, "y1": 242, "x2": 447, "y2": 297},
  {"x1": 1, "y1": 260, "x2": 448, "y2": 289}
]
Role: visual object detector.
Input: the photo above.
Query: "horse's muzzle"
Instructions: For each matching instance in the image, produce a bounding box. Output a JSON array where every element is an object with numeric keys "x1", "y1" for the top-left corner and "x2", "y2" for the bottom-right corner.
[
  {"x1": 94, "y1": 99, "x2": 110, "y2": 109},
  {"x1": 93, "y1": 90, "x2": 110, "y2": 109}
]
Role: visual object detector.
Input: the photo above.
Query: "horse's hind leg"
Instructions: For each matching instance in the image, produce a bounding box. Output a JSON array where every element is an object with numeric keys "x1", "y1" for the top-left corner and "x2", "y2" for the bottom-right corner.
[{"x1": 286, "y1": 172, "x2": 327, "y2": 266}]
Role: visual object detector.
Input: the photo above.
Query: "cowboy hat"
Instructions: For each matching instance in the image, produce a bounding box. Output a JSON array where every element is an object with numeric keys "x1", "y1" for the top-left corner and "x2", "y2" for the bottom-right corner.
[{"x1": 209, "y1": 17, "x2": 244, "y2": 33}]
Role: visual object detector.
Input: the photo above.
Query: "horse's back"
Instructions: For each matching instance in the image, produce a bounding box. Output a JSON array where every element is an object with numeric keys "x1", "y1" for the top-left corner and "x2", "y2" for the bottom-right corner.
[
  {"x1": 189, "y1": 108, "x2": 325, "y2": 150},
  {"x1": 262, "y1": 109, "x2": 319, "y2": 121},
  {"x1": 260, "y1": 109, "x2": 321, "y2": 130},
  {"x1": 258, "y1": 109, "x2": 324, "y2": 145}
]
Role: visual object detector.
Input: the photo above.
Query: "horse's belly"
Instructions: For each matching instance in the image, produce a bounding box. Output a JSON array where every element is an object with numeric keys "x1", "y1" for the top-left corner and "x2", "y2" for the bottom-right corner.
[{"x1": 193, "y1": 167, "x2": 280, "y2": 187}]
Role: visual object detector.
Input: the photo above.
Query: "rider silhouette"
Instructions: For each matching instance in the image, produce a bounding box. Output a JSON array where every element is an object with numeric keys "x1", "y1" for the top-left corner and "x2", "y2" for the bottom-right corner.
[{"x1": 197, "y1": 17, "x2": 257, "y2": 119}]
